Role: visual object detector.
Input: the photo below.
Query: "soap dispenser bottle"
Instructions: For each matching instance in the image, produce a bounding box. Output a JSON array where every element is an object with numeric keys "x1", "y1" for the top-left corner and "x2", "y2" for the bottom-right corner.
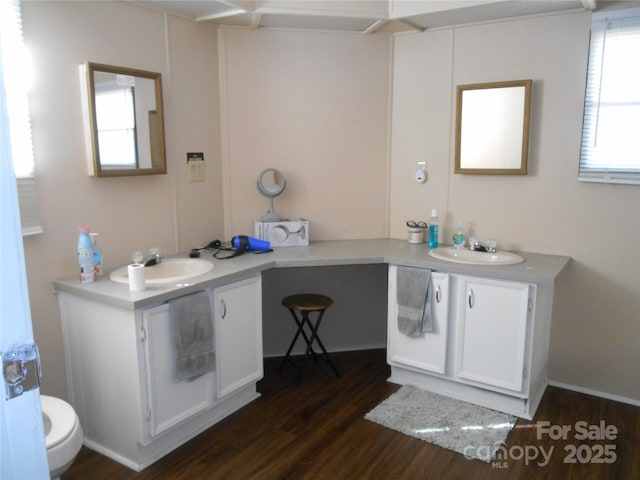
[{"x1": 452, "y1": 222, "x2": 465, "y2": 249}]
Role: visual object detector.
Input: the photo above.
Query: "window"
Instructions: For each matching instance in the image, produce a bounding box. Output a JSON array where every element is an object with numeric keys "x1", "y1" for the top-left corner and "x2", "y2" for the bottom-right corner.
[
  {"x1": 0, "y1": 0, "x2": 41, "y2": 234},
  {"x1": 579, "y1": 7, "x2": 640, "y2": 185}
]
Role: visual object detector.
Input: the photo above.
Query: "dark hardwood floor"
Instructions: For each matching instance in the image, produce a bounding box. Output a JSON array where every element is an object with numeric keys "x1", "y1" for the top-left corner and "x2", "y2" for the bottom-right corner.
[{"x1": 64, "y1": 349, "x2": 639, "y2": 479}]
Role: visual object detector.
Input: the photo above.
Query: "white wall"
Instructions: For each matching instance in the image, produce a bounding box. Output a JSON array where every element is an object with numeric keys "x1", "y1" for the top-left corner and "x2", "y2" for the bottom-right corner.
[
  {"x1": 21, "y1": 1, "x2": 223, "y2": 399},
  {"x1": 218, "y1": 27, "x2": 391, "y2": 239},
  {"x1": 390, "y1": 12, "x2": 640, "y2": 403}
]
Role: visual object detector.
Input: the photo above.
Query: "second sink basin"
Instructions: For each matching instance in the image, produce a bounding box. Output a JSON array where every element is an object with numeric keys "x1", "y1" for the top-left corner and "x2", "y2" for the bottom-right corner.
[
  {"x1": 428, "y1": 247, "x2": 524, "y2": 265},
  {"x1": 109, "y1": 258, "x2": 214, "y2": 285}
]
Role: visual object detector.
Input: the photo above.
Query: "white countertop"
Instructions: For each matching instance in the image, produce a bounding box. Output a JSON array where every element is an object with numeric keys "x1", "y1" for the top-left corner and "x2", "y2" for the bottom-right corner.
[{"x1": 53, "y1": 239, "x2": 571, "y2": 310}]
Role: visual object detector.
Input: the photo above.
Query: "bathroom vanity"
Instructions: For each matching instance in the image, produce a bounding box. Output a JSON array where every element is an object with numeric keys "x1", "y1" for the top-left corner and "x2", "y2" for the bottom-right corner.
[
  {"x1": 388, "y1": 267, "x2": 549, "y2": 419},
  {"x1": 54, "y1": 239, "x2": 569, "y2": 470},
  {"x1": 56, "y1": 273, "x2": 262, "y2": 471}
]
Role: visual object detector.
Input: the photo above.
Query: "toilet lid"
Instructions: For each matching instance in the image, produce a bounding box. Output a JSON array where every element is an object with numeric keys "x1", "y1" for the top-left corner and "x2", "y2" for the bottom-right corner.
[{"x1": 41, "y1": 395, "x2": 78, "y2": 449}]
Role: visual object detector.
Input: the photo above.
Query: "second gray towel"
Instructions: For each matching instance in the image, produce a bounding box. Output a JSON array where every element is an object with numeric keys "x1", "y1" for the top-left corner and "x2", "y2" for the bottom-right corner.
[
  {"x1": 170, "y1": 290, "x2": 215, "y2": 381},
  {"x1": 396, "y1": 266, "x2": 434, "y2": 336}
]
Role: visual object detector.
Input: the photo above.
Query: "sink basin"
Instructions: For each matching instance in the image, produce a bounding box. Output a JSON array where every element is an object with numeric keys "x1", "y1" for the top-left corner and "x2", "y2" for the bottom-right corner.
[
  {"x1": 109, "y1": 258, "x2": 214, "y2": 285},
  {"x1": 428, "y1": 247, "x2": 524, "y2": 265}
]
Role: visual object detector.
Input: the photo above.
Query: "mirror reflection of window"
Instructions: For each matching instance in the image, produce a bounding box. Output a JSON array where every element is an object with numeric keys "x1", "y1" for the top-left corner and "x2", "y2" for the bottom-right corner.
[
  {"x1": 81, "y1": 62, "x2": 166, "y2": 176},
  {"x1": 94, "y1": 83, "x2": 138, "y2": 168}
]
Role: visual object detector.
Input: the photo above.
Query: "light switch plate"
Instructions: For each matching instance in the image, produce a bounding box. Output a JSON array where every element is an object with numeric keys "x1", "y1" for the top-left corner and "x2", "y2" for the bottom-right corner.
[
  {"x1": 188, "y1": 160, "x2": 205, "y2": 182},
  {"x1": 187, "y1": 152, "x2": 205, "y2": 182}
]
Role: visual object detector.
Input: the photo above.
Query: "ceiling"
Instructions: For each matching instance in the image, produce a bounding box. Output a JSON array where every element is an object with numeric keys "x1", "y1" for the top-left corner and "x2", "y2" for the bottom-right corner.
[{"x1": 130, "y1": 0, "x2": 602, "y2": 33}]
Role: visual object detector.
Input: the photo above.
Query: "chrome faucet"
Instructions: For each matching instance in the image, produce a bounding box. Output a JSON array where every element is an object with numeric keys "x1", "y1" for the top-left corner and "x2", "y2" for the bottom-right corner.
[
  {"x1": 142, "y1": 249, "x2": 163, "y2": 266},
  {"x1": 469, "y1": 240, "x2": 497, "y2": 254}
]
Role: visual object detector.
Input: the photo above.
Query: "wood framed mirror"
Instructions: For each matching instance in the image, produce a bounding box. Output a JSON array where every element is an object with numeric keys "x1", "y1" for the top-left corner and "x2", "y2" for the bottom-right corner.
[
  {"x1": 455, "y1": 79, "x2": 532, "y2": 175},
  {"x1": 80, "y1": 62, "x2": 167, "y2": 177}
]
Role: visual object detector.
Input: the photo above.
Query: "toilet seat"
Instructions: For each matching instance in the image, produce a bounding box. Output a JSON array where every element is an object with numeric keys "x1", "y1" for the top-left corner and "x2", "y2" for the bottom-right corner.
[{"x1": 41, "y1": 395, "x2": 78, "y2": 449}]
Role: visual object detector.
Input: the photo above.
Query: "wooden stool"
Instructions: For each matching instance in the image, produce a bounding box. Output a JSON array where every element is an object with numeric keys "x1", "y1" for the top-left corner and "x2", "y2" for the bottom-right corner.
[{"x1": 279, "y1": 293, "x2": 340, "y2": 385}]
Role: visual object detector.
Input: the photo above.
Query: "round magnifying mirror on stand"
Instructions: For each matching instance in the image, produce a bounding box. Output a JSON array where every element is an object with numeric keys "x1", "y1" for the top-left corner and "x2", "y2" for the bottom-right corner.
[{"x1": 257, "y1": 168, "x2": 286, "y2": 221}]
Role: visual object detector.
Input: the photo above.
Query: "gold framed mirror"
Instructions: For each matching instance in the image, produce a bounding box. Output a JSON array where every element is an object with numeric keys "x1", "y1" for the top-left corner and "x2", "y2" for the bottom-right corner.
[
  {"x1": 455, "y1": 79, "x2": 532, "y2": 175},
  {"x1": 80, "y1": 62, "x2": 167, "y2": 177}
]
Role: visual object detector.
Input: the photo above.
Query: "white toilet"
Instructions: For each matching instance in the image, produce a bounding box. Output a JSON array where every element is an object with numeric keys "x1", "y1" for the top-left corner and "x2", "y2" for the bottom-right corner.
[{"x1": 41, "y1": 395, "x2": 83, "y2": 480}]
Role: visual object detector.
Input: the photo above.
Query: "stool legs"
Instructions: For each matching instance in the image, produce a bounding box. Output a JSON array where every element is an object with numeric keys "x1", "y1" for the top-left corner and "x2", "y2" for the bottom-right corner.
[
  {"x1": 279, "y1": 308, "x2": 340, "y2": 385},
  {"x1": 298, "y1": 309, "x2": 340, "y2": 381},
  {"x1": 279, "y1": 309, "x2": 318, "y2": 370}
]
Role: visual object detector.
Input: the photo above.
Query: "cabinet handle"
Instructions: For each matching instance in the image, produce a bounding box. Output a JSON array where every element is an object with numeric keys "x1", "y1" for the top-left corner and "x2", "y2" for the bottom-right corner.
[
  {"x1": 468, "y1": 289, "x2": 474, "y2": 309},
  {"x1": 435, "y1": 285, "x2": 441, "y2": 304},
  {"x1": 220, "y1": 299, "x2": 227, "y2": 319}
]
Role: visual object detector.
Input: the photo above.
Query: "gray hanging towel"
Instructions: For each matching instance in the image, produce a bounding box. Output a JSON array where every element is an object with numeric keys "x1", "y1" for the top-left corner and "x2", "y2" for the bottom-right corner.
[
  {"x1": 396, "y1": 266, "x2": 434, "y2": 336},
  {"x1": 169, "y1": 290, "x2": 215, "y2": 381}
]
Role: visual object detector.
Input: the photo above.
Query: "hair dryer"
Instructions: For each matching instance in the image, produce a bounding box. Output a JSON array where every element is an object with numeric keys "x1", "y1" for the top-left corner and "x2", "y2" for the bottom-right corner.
[{"x1": 232, "y1": 235, "x2": 271, "y2": 252}]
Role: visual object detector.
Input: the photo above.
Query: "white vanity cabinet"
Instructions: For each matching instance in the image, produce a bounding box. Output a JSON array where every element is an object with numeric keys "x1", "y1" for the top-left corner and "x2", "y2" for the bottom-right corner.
[
  {"x1": 214, "y1": 275, "x2": 263, "y2": 398},
  {"x1": 139, "y1": 303, "x2": 216, "y2": 441},
  {"x1": 455, "y1": 275, "x2": 533, "y2": 393},
  {"x1": 387, "y1": 267, "x2": 450, "y2": 374},
  {"x1": 53, "y1": 239, "x2": 569, "y2": 469},
  {"x1": 57, "y1": 274, "x2": 263, "y2": 471},
  {"x1": 388, "y1": 267, "x2": 547, "y2": 419}
]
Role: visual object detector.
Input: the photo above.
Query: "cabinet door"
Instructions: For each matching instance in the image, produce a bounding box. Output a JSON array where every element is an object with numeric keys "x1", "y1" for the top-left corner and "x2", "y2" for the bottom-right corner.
[
  {"x1": 140, "y1": 302, "x2": 216, "y2": 440},
  {"x1": 215, "y1": 275, "x2": 263, "y2": 398},
  {"x1": 457, "y1": 276, "x2": 530, "y2": 392},
  {"x1": 388, "y1": 267, "x2": 450, "y2": 374}
]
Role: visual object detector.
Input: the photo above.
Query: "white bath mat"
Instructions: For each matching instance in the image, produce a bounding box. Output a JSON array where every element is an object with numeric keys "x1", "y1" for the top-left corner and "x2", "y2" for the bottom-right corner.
[{"x1": 365, "y1": 385, "x2": 517, "y2": 462}]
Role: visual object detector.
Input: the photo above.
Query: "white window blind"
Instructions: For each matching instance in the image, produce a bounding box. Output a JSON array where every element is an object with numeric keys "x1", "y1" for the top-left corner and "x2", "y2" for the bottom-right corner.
[
  {"x1": 579, "y1": 7, "x2": 640, "y2": 185},
  {"x1": 578, "y1": 8, "x2": 640, "y2": 184},
  {"x1": 0, "y1": 0, "x2": 41, "y2": 235}
]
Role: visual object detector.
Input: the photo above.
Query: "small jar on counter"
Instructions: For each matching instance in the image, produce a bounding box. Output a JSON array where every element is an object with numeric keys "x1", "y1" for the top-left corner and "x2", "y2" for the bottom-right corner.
[{"x1": 406, "y1": 221, "x2": 427, "y2": 244}]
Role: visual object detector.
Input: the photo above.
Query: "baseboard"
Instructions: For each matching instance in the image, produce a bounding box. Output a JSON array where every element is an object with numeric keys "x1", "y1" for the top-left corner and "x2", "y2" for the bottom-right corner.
[
  {"x1": 82, "y1": 439, "x2": 142, "y2": 472},
  {"x1": 263, "y1": 344, "x2": 386, "y2": 359},
  {"x1": 548, "y1": 380, "x2": 640, "y2": 407}
]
